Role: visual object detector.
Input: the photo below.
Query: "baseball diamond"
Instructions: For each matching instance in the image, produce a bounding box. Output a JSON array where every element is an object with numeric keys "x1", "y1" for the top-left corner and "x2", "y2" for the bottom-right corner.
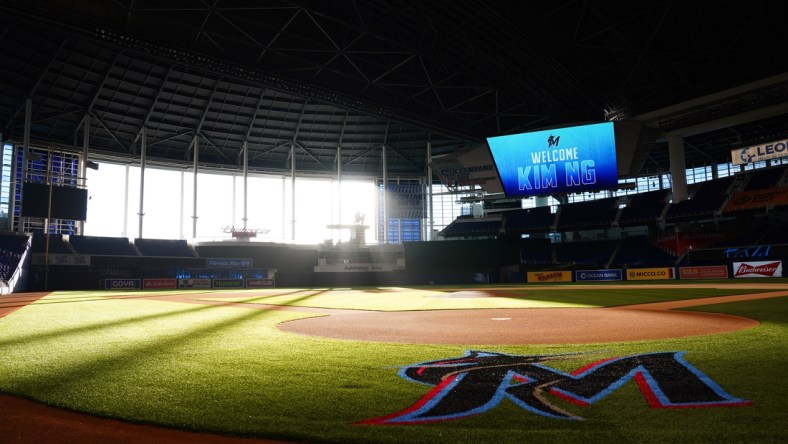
[{"x1": 1, "y1": 284, "x2": 786, "y2": 443}]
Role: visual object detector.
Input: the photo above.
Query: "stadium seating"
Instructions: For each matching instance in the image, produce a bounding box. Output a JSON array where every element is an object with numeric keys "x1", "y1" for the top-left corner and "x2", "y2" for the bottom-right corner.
[
  {"x1": 665, "y1": 177, "x2": 734, "y2": 222},
  {"x1": 554, "y1": 239, "x2": 619, "y2": 266},
  {"x1": 439, "y1": 215, "x2": 502, "y2": 238},
  {"x1": 504, "y1": 206, "x2": 555, "y2": 234},
  {"x1": 19, "y1": 163, "x2": 788, "y2": 292},
  {"x1": 69, "y1": 235, "x2": 139, "y2": 256},
  {"x1": 618, "y1": 190, "x2": 670, "y2": 227},
  {"x1": 610, "y1": 236, "x2": 676, "y2": 267},
  {"x1": 556, "y1": 197, "x2": 618, "y2": 231},
  {"x1": 742, "y1": 166, "x2": 785, "y2": 191},
  {"x1": 135, "y1": 238, "x2": 197, "y2": 257},
  {"x1": 759, "y1": 223, "x2": 788, "y2": 245},
  {"x1": 31, "y1": 232, "x2": 73, "y2": 254},
  {"x1": 519, "y1": 237, "x2": 552, "y2": 263},
  {"x1": 0, "y1": 234, "x2": 28, "y2": 281}
]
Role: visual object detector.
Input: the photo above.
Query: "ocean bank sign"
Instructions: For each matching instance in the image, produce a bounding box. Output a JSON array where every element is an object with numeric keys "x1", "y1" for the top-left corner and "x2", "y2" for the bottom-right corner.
[
  {"x1": 486, "y1": 122, "x2": 618, "y2": 197},
  {"x1": 575, "y1": 269, "x2": 623, "y2": 282},
  {"x1": 732, "y1": 138, "x2": 788, "y2": 165}
]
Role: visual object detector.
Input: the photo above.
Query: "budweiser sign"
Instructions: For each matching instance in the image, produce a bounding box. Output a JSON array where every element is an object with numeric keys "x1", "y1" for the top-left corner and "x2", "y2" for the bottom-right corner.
[{"x1": 733, "y1": 261, "x2": 782, "y2": 278}]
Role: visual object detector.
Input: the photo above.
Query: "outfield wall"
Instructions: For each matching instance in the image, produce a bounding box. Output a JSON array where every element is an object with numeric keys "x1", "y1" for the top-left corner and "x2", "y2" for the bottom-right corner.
[{"x1": 24, "y1": 237, "x2": 788, "y2": 291}]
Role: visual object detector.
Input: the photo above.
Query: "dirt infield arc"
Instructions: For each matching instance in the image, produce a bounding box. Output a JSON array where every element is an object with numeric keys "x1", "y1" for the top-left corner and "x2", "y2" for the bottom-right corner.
[
  {"x1": 1, "y1": 285, "x2": 787, "y2": 443},
  {"x1": 275, "y1": 289, "x2": 779, "y2": 344}
]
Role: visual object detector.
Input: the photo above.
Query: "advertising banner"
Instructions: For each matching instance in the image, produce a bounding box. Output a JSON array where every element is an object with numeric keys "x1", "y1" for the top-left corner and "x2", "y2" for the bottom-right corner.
[
  {"x1": 733, "y1": 261, "x2": 783, "y2": 278},
  {"x1": 732, "y1": 139, "x2": 788, "y2": 165},
  {"x1": 314, "y1": 263, "x2": 400, "y2": 272},
  {"x1": 31, "y1": 253, "x2": 90, "y2": 266},
  {"x1": 246, "y1": 278, "x2": 276, "y2": 288},
  {"x1": 206, "y1": 257, "x2": 254, "y2": 268},
  {"x1": 724, "y1": 187, "x2": 788, "y2": 212},
  {"x1": 487, "y1": 122, "x2": 618, "y2": 197},
  {"x1": 143, "y1": 278, "x2": 177, "y2": 289},
  {"x1": 679, "y1": 266, "x2": 729, "y2": 280},
  {"x1": 626, "y1": 268, "x2": 674, "y2": 281},
  {"x1": 213, "y1": 278, "x2": 245, "y2": 288},
  {"x1": 104, "y1": 278, "x2": 141, "y2": 290},
  {"x1": 179, "y1": 278, "x2": 212, "y2": 289},
  {"x1": 527, "y1": 271, "x2": 573, "y2": 283},
  {"x1": 575, "y1": 269, "x2": 623, "y2": 282}
]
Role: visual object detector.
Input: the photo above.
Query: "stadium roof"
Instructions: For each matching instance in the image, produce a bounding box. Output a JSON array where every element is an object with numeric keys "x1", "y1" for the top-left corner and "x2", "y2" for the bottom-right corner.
[{"x1": 1, "y1": 0, "x2": 787, "y2": 182}]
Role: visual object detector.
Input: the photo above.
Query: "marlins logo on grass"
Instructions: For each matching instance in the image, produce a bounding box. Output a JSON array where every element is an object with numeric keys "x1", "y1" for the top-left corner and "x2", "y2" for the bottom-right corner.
[{"x1": 359, "y1": 350, "x2": 751, "y2": 424}]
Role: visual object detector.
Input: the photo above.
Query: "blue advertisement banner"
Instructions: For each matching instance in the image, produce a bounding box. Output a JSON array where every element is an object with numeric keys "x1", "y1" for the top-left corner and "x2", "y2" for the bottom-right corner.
[
  {"x1": 487, "y1": 121, "x2": 618, "y2": 197},
  {"x1": 575, "y1": 269, "x2": 623, "y2": 282},
  {"x1": 206, "y1": 257, "x2": 254, "y2": 268}
]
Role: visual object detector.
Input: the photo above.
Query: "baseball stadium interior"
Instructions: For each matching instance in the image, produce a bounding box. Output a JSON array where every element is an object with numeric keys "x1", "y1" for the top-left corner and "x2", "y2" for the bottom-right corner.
[{"x1": 1, "y1": 1, "x2": 787, "y2": 292}]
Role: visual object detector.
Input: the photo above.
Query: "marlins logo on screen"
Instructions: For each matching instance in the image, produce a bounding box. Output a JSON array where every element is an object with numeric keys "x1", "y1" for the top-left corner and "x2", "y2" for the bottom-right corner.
[{"x1": 487, "y1": 122, "x2": 618, "y2": 197}]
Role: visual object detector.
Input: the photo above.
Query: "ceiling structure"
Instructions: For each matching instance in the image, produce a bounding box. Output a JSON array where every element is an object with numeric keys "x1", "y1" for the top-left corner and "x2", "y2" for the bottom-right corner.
[{"x1": 1, "y1": 0, "x2": 787, "y2": 187}]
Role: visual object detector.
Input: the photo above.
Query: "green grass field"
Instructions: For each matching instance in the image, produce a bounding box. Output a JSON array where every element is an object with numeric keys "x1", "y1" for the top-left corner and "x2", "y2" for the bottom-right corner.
[{"x1": 1, "y1": 281, "x2": 787, "y2": 443}]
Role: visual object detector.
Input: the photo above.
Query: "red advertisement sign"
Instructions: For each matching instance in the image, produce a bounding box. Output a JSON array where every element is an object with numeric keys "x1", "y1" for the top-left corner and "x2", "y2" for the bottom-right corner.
[
  {"x1": 679, "y1": 266, "x2": 729, "y2": 279},
  {"x1": 143, "y1": 278, "x2": 178, "y2": 289}
]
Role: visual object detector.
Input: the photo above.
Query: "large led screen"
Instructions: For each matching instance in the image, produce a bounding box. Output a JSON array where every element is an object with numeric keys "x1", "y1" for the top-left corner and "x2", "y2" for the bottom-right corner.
[
  {"x1": 21, "y1": 182, "x2": 88, "y2": 221},
  {"x1": 486, "y1": 121, "x2": 618, "y2": 197}
]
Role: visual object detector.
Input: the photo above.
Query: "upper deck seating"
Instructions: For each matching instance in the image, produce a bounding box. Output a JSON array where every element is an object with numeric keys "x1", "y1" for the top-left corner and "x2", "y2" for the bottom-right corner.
[
  {"x1": 134, "y1": 238, "x2": 196, "y2": 257},
  {"x1": 618, "y1": 190, "x2": 670, "y2": 226},
  {"x1": 556, "y1": 197, "x2": 618, "y2": 231},
  {"x1": 69, "y1": 235, "x2": 138, "y2": 255}
]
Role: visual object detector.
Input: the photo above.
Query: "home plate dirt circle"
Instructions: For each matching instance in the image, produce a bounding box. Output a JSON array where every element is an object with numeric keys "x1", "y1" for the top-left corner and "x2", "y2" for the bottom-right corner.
[{"x1": 277, "y1": 307, "x2": 760, "y2": 344}]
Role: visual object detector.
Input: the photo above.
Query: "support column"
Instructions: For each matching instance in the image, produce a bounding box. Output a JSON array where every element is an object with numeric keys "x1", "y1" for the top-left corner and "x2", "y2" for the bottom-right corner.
[
  {"x1": 336, "y1": 111, "x2": 348, "y2": 228},
  {"x1": 668, "y1": 135, "x2": 688, "y2": 202},
  {"x1": 179, "y1": 171, "x2": 185, "y2": 239},
  {"x1": 337, "y1": 144, "x2": 342, "y2": 225},
  {"x1": 426, "y1": 137, "x2": 433, "y2": 241},
  {"x1": 81, "y1": 117, "x2": 89, "y2": 185},
  {"x1": 381, "y1": 143, "x2": 388, "y2": 244},
  {"x1": 122, "y1": 165, "x2": 129, "y2": 237},
  {"x1": 18, "y1": 98, "x2": 31, "y2": 234},
  {"x1": 8, "y1": 143, "x2": 18, "y2": 232},
  {"x1": 281, "y1": 176, "x2": 286, "y2": 240},
  {"x1": 138, "y1": 126, "x2": 146, "y2": 238},
  {"x1": 232, "y1": 176, "x2": 237, "y2": 227},
  {"x1": 192, "y1": 134, "x2": 199, "y2": 239},
  {"x1": 329, "y1": 177, "x2": 334, "y2": 230},
  {"x1": 290, "y1": 143, "x2": 296, "y2": 241},
  {"x1": 79, "y1": 116, "x2": 89, "y2": 233},
  {"x1": 242, "y1": 140, "x2": 249, "y2": 229}
]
